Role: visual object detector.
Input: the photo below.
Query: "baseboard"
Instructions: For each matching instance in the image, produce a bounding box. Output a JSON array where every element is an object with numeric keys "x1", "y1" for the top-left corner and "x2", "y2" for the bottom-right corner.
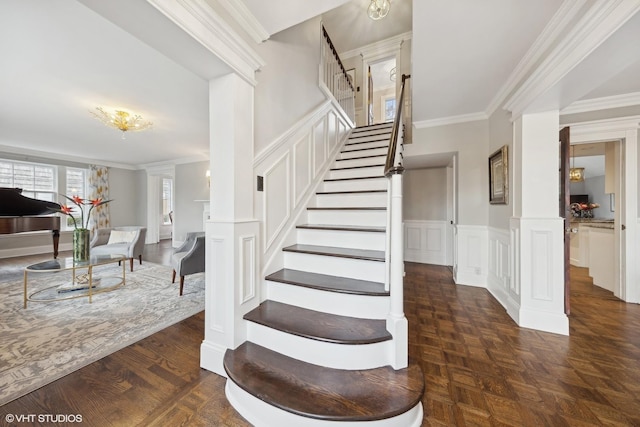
[{"x1": 200, "y1": 340, "x2": 228, "y2": 378}]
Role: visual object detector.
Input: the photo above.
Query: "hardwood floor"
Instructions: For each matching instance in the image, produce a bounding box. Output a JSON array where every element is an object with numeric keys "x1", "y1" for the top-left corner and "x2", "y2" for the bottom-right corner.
[{"x1": 2, "y1": 259, "x2": 640, "y2": 426}]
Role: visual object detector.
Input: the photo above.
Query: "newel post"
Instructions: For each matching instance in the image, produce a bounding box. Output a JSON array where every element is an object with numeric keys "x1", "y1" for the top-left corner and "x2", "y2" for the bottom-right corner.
[{"x1": 387, "y1": 166, "x2": 407, "y2": 369}]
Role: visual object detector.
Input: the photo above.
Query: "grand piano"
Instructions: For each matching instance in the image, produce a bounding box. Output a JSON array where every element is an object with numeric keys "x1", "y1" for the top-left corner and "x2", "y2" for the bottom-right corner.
[{"x1": 0, "y1": 187, "x2": 62, "y2": 258}]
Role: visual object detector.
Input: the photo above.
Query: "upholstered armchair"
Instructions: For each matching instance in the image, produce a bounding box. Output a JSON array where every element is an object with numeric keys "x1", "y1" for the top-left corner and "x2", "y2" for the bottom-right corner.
[
  {"x1": 90, "y1": 226, "x2": 147, "y2": 272},
  {"x1": 171, "y1": 232, "x2": 205, "y2": 296}
]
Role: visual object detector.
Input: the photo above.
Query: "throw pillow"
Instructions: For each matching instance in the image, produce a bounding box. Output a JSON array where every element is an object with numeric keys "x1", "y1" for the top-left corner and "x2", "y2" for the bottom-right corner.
[{"x1": 107, "y1": 230, "x2": 137, "y2": 245}]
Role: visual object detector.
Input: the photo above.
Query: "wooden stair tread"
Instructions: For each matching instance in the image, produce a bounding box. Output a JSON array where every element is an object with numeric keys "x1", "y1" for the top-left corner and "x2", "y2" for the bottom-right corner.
[
  {"x1": 324, "y1": 175, "x2": 385, "y2": 181},
  {"x1": 265, "y1": 268, "x2": 388, "y2": 296},
  {"x1": 330, "y1": 164, "x2": 385, "y2": 171},
  {"x1": 283, "y1": 244, "x2": 384, "y2": 261},
  {"x1": 316, "y1": 189, "x2": 386, "y2": 195},
  {"x1": 223, "y1": 342, "x2": 424, "y2": 421},
  {"x1": 342, "y1": 144, "x2": 389, "y2": 153},
  {"x1": 351, "y1": 123, "x2": 393, "y2": 131},
  {"x1": 336, "y1": 154, "x2": 386, "y2": 161},
  {"x1": 244, "y1": 301, "x2": 391, "y2": 344},
  {"x1": 345, "y1": 138, "x2": 390, "y2": 146},
  {"x1": 297, "y1": 224, "x2": 385, "y2": 232},
  {"x1": 349, "y1": 131, "x2": 392, "y2": 139},
  {"x1": 307, "y1": 206, "x2": 386, "y2": 210}
]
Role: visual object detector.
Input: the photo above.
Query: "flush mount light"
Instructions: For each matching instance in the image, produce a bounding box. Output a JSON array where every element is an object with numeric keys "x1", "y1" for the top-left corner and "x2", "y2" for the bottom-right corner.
[
  {"x1": 91, "y1": 107, "x2": 152, "y2": 139},
  {"x1": 368, "y1": 0, "x2": 390, "y2": 20}
]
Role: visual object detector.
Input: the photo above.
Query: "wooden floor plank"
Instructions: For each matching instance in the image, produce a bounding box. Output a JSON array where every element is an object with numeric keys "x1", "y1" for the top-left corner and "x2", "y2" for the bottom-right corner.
[{"x1": 3, "y1": 256, "x2": 640, "y2": 426}]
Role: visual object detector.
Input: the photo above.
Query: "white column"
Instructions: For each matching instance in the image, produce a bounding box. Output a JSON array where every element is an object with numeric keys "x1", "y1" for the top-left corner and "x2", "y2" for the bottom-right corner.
[
  {"x1": 200, "y1": 73, "x2": 260, "y2": 376},
  {"x1": 510, "y1": 110, "x2": 568, "y2": 335}
]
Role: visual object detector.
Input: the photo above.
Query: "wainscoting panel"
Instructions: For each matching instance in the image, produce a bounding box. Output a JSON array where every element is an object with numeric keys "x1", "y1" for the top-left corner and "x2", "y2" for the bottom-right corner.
[
  {"x1": 240, "y1": 235, "x2": 257, "y2": 304},
  {"x1": 293, "y1": 134, "x2": 312, "y2": 208},
  {"x1": 208, "y1": 236, "x2": 226, "y2": 334},
  {"x1": 404, "y1": 220, "x2": 447, "y2": 265},
  {"x1": 263, "y1": 153, "x2": 290, "y2": 251},
  {"x1": 531, "y1": 230, "x2": 553, "y2": 301},
  {"x1": 453, "y1": 225, "x2": 488, "y2": 287},
  {"x1": 487, "y1": 227, "x2": 512, "y2": 312},
  {"x1": 313, "y1": 117, "x2": 327, "y2": 178},
  {"x1": 254, "y1": 101, "x2": 353, "y2": 279}
]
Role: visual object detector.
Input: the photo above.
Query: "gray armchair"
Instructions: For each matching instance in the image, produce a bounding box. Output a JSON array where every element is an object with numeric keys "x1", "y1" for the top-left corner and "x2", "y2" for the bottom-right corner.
[
  {"x1": 171, "y1": 232, "x2": 205, "y2": 296},
  {"x1": 90, "y1": 226, "x2": 147, "y2": 272}
]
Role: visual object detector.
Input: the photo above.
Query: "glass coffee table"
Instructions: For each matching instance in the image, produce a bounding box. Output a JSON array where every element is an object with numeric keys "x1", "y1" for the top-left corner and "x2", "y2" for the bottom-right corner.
[{"x1": 23, "y1": 254, "x2": 127, "y2": 308}]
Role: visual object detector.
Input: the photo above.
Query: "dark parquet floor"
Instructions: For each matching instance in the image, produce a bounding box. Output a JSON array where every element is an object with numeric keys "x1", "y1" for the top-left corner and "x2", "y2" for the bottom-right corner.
[{"x1": 1, "y1": 254, "x2": 639, "y2": 426}]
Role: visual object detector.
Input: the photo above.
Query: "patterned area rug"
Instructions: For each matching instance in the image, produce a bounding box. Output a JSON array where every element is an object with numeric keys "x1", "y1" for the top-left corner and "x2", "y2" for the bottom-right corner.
[{"x1": 0, "y1": 261, "x2": 205, "y2": 405}]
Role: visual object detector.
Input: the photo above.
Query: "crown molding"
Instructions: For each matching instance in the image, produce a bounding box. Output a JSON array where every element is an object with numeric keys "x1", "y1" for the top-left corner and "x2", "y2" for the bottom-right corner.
[
  {"x1": 339, "y1": 31, "x2": 412, "y2": 60},
  {"x1": 0, "y1": 144, "x2": 138, "y2": 170},
  {"x1": 561, "y1": 92, "x2": 640, "y2": 115},
  {"x1": 503, "y1": 0, "x2": 640, "y2": 118},
  {"x1": 147, "y1": 0, "x2": 265, "y2": 86},
  {"x1": 413, "y1": 112, "x2": 488, "y2": 129},
  {"x1": 486, "y1": 0, "x2": 586, "y2": 117},
  {"x1": 217, "y1": 0, "x2": 270, "y2": 43},
  {"x1": 140, "y1": 154, "x2": 209, "y2": 171},
  {"x1": 564, "y1": 115, "x2": 640, "y2": 143}
]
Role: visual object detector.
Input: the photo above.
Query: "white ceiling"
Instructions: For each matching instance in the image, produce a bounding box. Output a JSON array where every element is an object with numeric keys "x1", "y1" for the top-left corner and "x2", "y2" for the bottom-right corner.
[{"x1": 2, "y1": 1, "x2": 640, "y2": 170}]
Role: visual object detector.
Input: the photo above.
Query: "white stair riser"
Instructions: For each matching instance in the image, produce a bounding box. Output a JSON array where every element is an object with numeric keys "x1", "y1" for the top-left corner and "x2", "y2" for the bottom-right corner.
[
  {"x1": 350, "y1": 127, "x2": 393, "y2": 138},
  {"x1": 328, "y1": 166, "x2": 385, "y2": 180},
  {"x1": 340, "y1": 147, "x2": 388, "y2": 159},
  {"x1": 284, "y1": 252, "x2": 385, "y2": 282},
  {"x1": 265, "y1": 280, "x2": 389, "y2": 318},
  {"x1": 322, "y1": 177, "x2": 387, "y2": 192},
  {"x1": 307, "y1": 210, "x2": 386, "y2": 227},
  {"x1": 226, "y1": 382, "x2": 424, "y2": 427},
  {"x1": 334, "y1": 156, "x2": 386, "y2": 168},
  {"x1": 246, "y1": 322, "x2": 391, "y2": 369},
  {"x1": 344, "y1": 140, "x2": 389, "y2": 151},
  {"x1": 316, "y1": 192, "x2": 387, "y2": 207},
  {"x1": 296, "y1": 228, "x2": 385, "y2": 251}
]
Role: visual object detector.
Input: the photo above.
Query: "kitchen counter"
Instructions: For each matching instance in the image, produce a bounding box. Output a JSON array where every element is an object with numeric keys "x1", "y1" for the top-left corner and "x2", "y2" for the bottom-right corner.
[{"x1": 569, "y1": 220, "x2": 615, "y2": 292}]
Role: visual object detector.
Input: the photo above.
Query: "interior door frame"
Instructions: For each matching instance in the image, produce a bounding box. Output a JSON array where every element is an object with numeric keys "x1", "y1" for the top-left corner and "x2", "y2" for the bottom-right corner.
[{"x1": 567, "y1": 116, "x2": 640, "y2": 303}]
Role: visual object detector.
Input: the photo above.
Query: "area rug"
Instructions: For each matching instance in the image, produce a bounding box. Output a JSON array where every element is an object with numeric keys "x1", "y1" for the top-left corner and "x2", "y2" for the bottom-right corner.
[{"x1": 0, "y1": 261, "x2": 205, "y2": 406}]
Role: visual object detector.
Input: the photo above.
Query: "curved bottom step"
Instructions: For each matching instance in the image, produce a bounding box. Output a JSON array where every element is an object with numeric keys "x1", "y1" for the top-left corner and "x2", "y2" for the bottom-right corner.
[
  {"x1": 226, "y1": 381, "x2": 424, "y2": 427},
  {"x1": 224, "y1": 342, "x2": 424, "y2": 424}
]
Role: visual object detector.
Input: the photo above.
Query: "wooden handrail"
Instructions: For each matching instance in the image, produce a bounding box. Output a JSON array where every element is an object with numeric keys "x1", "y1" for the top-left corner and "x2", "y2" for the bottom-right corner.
[
  {"x1": 385, "y1": 74, "x2": 410, "y2": 177},
  {"x1": 322, "y1": 26, "x2": 354, "y2": 93}
]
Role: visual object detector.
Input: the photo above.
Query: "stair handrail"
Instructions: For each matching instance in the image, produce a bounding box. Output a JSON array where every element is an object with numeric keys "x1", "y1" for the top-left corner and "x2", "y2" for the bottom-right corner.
[
  {"x1": 384, "y1": 74, "x2": 410, "y2": 369},
  {"x1": 320, "y1": 25, "x2": 355, "y2": 124},
  {"x1": 384, "y1": 74, "x2": 410, "y2": 177}
]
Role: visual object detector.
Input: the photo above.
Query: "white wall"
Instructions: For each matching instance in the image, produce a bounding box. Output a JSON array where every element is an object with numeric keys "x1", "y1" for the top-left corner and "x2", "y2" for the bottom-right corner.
[
  {"x1": 407, "y1": 120, "x2": 489, "y2": 225},
  {"x1": 253, "y1": 17, "x2": 327, "y2": 156},
  {"x1": 488, "y1": 108, "x2": 514, "y2": 229},
  {"x1": 403, "y1": 168, "x2": 447, "y2": 220},
  {"x1": 174, "y1": 161, "x2": 209, "y2": 243},
  {"x1": 109, "y1": 167, "x2": 144, "y2": 227}
]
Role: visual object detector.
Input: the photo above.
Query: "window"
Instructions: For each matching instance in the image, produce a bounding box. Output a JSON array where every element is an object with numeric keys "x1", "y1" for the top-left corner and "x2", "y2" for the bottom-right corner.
[
  {"x1": 66, "y1": 168, "x2": 88, "y2": 229},
  {"x1": 384, "y1": 97, "x2": 397, "y2": 122},
  {"x1": 0, "y1": 160, "x2": 57, "y2": 202},
  {"x1": 162, "y1": 178, "x2": 173, "y2": 225}
]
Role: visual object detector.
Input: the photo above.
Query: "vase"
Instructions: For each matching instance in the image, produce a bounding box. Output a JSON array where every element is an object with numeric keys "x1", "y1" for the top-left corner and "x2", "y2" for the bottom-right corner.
[{"x1": 73, "y1": 228, "x2": 90, "y2": 262}]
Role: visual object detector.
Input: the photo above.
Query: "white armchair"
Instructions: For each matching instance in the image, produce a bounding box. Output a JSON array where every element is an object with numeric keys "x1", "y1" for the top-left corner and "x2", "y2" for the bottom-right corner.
[
  {"x1": 91, "y1": 226, "x2": 147, "y2": 272},
  {"x1": 171, "y1": 232, "x2": 205, "y2": 295}
]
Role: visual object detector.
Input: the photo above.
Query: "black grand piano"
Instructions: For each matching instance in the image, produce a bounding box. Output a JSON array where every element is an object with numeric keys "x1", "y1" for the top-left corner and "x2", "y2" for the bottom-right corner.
[{"x1": 0, "y1": 187, "x2": 62, "y2": 258}]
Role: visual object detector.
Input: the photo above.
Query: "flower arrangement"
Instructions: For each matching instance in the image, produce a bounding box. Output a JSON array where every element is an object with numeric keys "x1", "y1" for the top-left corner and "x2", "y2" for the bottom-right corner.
[
  {"x1": 571, "y1": 202, "x2": 600, "y2": 218},
  {"x1": 58, "y1": 195, "x2": 111, "y2": 230}
]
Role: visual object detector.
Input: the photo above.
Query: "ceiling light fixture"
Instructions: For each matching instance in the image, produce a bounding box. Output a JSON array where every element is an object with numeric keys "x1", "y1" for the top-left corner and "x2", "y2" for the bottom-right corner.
[
  {"x1": 368, "y1": 0, "x2": 390, "y2": 20},
  {"x1": 91, "y1": 107, "x2": 153, "y2": 139},
  {"x1": 570, "y1": 145, "x2": 585, "y2": 182}
]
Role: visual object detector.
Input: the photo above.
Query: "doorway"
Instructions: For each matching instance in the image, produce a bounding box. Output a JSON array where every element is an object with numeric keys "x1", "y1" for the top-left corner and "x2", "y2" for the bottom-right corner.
[{"x1": 366, "y1": 57, "x2": 397, "y2": 125}]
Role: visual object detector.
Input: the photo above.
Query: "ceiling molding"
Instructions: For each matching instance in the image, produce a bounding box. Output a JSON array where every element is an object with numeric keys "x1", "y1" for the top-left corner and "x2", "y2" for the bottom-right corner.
[
  {"x1": 339, "y1": 31, "x2": 412, "y2": 60},
  {"x1": 147, "y1": 0, "x2": 265, "y2": 86},
  {"x1": 486, "y1": 0, "x2": 586, "y2": 117},
  {"x1": 140, "y1": 155, "x2": 209, "y2": 171},
  {"x1": 564, "y1": 115, "x2": 640, "y2": 143},
  {"x1": 561, "y1": 91, "x2": 640, "y2": 115},
  {"x1": 217, "y1": 0, "x2": 270, "y2": 43},
  {"x1": 413, "y1": 112, "x2": 488, "y2": 129},
  {"x1": 0, "y1": 145, "x2": 138, "y2": 171},
  {"x1": 503, "y1": 0, "x2": 640, "y2": 118}
]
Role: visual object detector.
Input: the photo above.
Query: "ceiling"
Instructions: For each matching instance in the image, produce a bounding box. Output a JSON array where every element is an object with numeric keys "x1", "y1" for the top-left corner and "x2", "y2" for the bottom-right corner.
[{"x1": 2, "y1": 1, "x2": 640, "y2": 170}]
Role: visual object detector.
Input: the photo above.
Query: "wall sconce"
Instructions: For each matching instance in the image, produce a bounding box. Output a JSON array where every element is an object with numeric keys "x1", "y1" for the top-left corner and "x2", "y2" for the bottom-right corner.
[{"x1": 205, "y1": 169, "x2": 210, "y2": 187}]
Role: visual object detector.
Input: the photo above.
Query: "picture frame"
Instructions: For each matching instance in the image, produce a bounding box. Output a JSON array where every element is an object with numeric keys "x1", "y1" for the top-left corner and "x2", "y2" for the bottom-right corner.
[{"x1": 489, "y1": 145, "x2": 508, "y2": 205}]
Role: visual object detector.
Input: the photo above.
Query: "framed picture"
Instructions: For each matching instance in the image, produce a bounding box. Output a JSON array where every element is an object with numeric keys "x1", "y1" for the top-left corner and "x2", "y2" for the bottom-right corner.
[{"x1": 489, "y1": 145, "x2": 508, "y2": 204}]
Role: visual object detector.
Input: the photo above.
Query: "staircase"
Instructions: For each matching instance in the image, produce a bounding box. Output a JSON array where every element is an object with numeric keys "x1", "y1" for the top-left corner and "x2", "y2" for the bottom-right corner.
[{"x1": 223, "y1": 122, "x2": 425, "y2": 426}]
